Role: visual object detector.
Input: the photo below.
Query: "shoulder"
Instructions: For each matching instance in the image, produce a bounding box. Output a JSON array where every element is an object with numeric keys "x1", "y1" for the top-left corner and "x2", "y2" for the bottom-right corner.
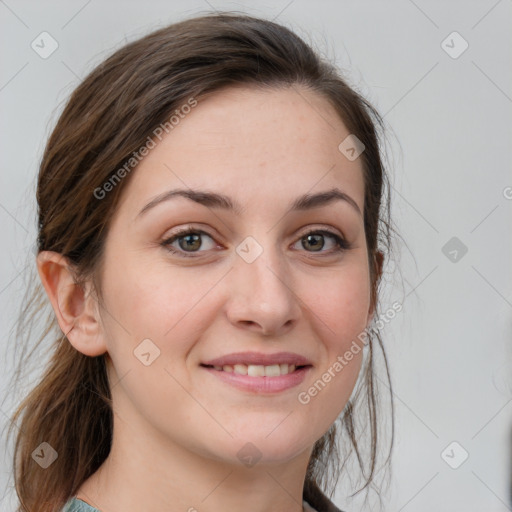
[{"x1": 61, "y1": 497, "x2": 101, "y2": 512}]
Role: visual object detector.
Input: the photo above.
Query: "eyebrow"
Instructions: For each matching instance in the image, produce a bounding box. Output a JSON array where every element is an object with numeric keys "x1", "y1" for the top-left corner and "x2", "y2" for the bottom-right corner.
[{"x1": 137, "y1": 187, "x2": 362, "y2": 218}]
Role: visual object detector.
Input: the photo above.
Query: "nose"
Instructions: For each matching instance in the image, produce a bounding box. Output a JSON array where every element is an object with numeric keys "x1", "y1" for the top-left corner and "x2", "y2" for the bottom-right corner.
[{"x1": 225, "y1": 243, "x2": 301, "y2": 337}]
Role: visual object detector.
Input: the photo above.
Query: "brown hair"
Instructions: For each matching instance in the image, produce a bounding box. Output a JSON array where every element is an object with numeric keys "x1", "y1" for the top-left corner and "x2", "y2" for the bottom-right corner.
[{"x1": 7, "y1": 12, "x2": 398, "y2": 511}]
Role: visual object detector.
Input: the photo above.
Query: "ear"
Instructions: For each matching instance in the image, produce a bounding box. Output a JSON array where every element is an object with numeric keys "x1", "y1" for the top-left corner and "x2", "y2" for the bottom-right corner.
[
  {"x1": 36, "y1": 251, "x2": 107, "y2": 357},
  {"x1": 367, "y1": 250, "x2": 384, "y2": 326}
]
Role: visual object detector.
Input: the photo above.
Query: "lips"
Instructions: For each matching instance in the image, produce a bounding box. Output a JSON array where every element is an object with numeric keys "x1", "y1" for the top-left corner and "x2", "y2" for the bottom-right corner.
[{"x1": 201, "y1": 355, "x2": 312, "y2": 393}]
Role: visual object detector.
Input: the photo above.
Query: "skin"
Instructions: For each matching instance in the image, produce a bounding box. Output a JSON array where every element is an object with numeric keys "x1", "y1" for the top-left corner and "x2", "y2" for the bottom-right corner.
[{"x1": 38, "y1": 85, "x2": 382, "y2": 512}]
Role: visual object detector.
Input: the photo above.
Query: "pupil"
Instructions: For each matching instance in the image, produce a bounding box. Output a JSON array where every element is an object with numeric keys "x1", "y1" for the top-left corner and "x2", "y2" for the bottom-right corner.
[
  {"x1": 305, "y1": 234, "x2": 323, "y2": 251},
  {"x1": 181, "y1": 234, "x2": 200, "y2": 251}
]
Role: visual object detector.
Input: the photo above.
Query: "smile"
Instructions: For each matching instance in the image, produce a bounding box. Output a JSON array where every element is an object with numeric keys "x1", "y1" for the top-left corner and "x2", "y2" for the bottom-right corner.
[
  {"x1": 200, "y1": 363, "x2": 312, "y2": 393},
  {"x1": 206, "y1": 363, "x2": 299, "y2": 376}
]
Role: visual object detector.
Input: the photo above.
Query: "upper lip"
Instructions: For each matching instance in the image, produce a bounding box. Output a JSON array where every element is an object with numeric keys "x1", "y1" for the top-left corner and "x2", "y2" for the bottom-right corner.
[{"x1": 202, "y1": 351, "x2": 312, "y2": 367}]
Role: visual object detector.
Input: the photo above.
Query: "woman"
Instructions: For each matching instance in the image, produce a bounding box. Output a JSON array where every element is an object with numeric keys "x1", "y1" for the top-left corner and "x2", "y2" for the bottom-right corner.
[{"x1": 9, "y1": 12, "x2": 396, "y2": 512}]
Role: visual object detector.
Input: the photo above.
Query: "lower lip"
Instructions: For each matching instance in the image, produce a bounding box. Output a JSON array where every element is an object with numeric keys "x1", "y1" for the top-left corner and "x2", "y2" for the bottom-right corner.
[{"x1": 201, "y1": 365, "x2": 311, "y2": 393}]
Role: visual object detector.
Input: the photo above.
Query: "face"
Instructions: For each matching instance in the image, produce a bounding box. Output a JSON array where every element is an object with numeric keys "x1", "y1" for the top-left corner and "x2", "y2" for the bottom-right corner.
[{"x1": 96, "y1": 85, "x2": 373, "y2": 465}]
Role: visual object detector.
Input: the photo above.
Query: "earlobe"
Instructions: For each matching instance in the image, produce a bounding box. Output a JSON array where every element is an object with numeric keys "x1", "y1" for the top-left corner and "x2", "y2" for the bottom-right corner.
[{"x1": 36, "y1": 251, "x2": 107, "y2": 357}]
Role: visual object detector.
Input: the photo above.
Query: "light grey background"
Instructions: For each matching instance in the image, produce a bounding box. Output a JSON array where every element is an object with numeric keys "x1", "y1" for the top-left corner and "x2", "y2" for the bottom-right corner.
[{"x1": 1, "y1": 1, "x2": 511, "y2": 511}]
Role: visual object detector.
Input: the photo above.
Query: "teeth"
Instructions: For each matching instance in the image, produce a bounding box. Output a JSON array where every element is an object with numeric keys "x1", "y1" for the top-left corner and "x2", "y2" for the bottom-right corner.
[
  {"x1": 264, "y1": 364, "x2": 281, "y2": 377},
  {"x1": 248, "y1": 365, "x2": 265, "y2": 377},
  {"x1": 218, "y1": 363, "x2": 298, "y2": 376},
  {"x1": 233, "y1": 364, "x2": 248, "y2": 375}
]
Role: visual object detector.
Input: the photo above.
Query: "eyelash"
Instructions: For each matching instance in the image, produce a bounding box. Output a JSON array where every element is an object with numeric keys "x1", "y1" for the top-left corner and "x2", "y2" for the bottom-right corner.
[{"x1": 161, "y1": 226, "x2": 351, "y2": 258}]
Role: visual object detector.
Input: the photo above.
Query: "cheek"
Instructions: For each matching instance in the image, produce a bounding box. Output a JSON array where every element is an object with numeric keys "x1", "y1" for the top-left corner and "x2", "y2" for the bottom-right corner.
[
  {"x1": 98, "y1": 257, "x2": 217, "y2": 432},
  {"x1": 307, "y1": 262, "x2": 371, "y2": 349},
  {"x1": 291, "y1": 261, "x2": 370, "y2": 419},
  {"x1": 99, "y1": 253, "x2": 224, "y2": 362}
]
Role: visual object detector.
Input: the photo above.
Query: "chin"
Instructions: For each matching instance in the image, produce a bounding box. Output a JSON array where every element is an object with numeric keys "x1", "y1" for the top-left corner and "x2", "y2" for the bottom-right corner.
[{"x1": 218, "y1": 428, "x2": 314, "y2": 467}]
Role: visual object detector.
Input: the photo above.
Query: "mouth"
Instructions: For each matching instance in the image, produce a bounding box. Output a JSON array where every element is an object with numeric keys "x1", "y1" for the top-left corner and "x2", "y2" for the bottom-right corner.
[
  {"x1": 200, "y1": 351, "x2": 313, "y2": 393},
  {"x1": 200, "y1": 358, "x2": 313, "y2": 393},
  {"x1": 200, "y1": 363, "x2": 310, "y2": 376}
]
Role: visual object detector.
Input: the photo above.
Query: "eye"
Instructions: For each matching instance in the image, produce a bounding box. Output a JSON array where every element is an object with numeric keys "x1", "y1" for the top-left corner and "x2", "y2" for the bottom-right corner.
[
  {"x1": 292, "y1": 229, "x2": 350, "y2": 255},
  {"x1": 161, "y1": 226, "x2": 351, "y2": 259},
  {"x1": 161, "y1": 227, "x2": 217, "y2": 258}
]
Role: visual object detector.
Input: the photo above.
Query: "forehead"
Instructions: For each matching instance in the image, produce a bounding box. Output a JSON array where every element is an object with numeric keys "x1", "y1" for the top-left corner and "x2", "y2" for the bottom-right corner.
[{"x1": 117, "y1": 85, "x2": 365, "y2": 219}]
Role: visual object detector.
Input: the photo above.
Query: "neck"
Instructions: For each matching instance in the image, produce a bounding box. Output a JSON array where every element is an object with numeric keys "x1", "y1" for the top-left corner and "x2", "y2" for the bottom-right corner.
[{"x1": 77, "y1": 407, "x2": 312, "y2": 512}]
